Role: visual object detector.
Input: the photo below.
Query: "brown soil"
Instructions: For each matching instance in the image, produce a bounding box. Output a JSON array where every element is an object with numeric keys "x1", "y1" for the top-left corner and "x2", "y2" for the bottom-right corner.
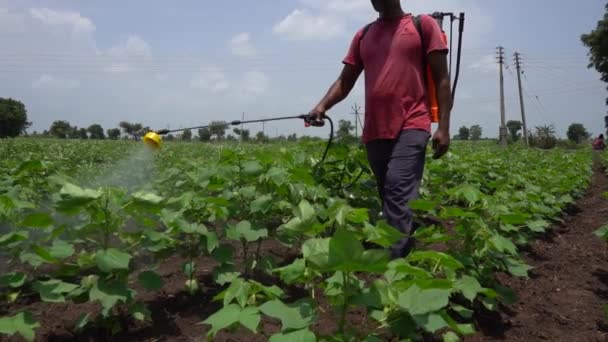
[{"x1": 468, "y1": 163, "x2": 608, "y2": 342}]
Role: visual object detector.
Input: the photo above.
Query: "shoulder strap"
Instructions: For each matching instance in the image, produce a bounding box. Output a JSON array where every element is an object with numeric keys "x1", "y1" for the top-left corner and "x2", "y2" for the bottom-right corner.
[
  {"x1": 359, "y1": 22, "x2": 374, "y2": 44},
  {"x1": 413, "y1": 15, "x2": 428, "y2": 84}
]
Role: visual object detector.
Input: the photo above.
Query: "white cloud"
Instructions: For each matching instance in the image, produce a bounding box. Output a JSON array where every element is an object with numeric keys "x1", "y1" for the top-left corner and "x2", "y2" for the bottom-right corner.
[
  {"x1": 29, "y1": 8, "x2": 95, "y2": 37},
  {"x1": 190, "y1": 68, "x2": 230, "y2": 92},
  {"x1": 106, "y1": 35, "x2": 151, "y2": 58},
  {"x1": 273, "y1": 9, "x2": 345, "y2": 41},
  {"x1": 32, "y1": 74, "x2": 80, "y2": 89},
  {"x1": 468, "y1": 54, "x2": 496, "y2": 73},
  {"x1": 230, "y1": 32, "x2": 256, "y2": 57},
  {"x1": 103, "y1": 35, "x2": 152, "y2": 74}
]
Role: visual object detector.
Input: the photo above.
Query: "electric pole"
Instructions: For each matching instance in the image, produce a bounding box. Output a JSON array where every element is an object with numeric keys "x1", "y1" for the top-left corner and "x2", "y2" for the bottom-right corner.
[
  {"x1": 497, "y1": 46, "x2": 508, "y2": 147},
  {"x1": 351, "y1": 103, "x2": 362, "y2": 138},
  {"x1": 514, "y1": 52, "x2": 529, "y2": 147}
]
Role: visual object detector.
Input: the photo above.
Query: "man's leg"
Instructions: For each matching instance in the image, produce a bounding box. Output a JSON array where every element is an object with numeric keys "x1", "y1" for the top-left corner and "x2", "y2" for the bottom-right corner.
[
  {"x1": 366, "y1": 139, "x2": 394, "y2": 208},
  {"x1": 383, "y1": 130, "x2": 430, "y2": 259}
]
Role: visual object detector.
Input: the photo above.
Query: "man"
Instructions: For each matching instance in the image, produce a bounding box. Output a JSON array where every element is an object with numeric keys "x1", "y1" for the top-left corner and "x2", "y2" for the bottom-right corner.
[
  {"x1": 593, "y1": 134, "x2": 606, "y2": 151},
  {"x1": 309, "y1": 0, "x2": 452, "y2": 258}
]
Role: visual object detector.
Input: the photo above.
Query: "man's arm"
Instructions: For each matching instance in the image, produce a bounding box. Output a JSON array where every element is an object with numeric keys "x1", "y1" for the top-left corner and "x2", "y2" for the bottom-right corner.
[
  {"x1": 428, "y1": 51, "x2": 452, "y2": 159},
  {"x1": 310, "y1": 63, "x2": 363, "y2": 124}
]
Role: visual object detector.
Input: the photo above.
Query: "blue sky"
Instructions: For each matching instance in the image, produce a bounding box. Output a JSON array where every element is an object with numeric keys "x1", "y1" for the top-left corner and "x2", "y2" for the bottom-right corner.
[{"x1": 0, "y1": 0, "x2": 606, "y2": 138}]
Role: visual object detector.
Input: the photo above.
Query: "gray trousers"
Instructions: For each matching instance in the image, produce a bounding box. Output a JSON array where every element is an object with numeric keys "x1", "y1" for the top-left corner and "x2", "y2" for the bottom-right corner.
[{"x1": 366, "y1": 130, "x2": 430, "y2": 258}]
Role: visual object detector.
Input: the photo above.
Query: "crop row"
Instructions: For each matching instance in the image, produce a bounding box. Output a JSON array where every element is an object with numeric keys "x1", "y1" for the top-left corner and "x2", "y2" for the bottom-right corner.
[{"x1": 0, "y1": 139, "x2": 593, "y2": 341}]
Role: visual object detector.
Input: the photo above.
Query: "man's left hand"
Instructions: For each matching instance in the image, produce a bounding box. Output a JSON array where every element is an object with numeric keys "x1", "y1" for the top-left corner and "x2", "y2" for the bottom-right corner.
[{"x1": 432, "y1": 129, "x2": 450, "y2": 159}]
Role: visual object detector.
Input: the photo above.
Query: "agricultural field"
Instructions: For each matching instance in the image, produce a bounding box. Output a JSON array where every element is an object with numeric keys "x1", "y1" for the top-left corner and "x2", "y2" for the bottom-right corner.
[{"x1": 0, "y1": 138, "x2": 597, "y2": 341}]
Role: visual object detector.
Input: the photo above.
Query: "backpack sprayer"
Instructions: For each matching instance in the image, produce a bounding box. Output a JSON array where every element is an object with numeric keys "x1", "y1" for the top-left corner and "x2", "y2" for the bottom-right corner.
[{"x1": 144, "y1": 11, "x2": 465, "y2": 162}]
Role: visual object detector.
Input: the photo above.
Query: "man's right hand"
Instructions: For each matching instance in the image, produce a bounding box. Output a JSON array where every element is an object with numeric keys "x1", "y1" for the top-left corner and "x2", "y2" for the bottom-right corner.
[{"x1": 308, "y1": 107, "x2": 327, "y2": 127}]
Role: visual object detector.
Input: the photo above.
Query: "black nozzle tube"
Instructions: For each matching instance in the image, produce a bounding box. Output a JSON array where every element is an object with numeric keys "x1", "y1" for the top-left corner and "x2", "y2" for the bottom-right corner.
[{"x1": 451, "y1": 12, "x2": 465, "y2": 104}]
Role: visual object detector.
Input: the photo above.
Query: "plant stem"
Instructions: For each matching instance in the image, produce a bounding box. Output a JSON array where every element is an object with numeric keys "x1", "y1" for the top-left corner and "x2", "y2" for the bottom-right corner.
[{"x1": 338, "y1": 271, "x2": 349, "y2": 335}]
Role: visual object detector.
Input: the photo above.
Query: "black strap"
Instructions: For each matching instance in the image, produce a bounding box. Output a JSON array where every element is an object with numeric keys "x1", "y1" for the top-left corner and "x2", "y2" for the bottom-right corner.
[{"x1": 413, "y1": 15, "x2": 428, "y2": 85}]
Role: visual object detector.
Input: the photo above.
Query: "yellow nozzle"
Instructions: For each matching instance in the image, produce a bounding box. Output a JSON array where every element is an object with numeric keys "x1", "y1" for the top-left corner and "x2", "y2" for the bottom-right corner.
[{"x1": 143, "y1": 132, "x2": 162, "y2": 149}]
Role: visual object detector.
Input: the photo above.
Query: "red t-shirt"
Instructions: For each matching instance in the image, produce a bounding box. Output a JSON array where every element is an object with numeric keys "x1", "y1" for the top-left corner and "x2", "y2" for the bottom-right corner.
[{"x1": 343, "y1": 14, "x2": 448, "y2": 143}]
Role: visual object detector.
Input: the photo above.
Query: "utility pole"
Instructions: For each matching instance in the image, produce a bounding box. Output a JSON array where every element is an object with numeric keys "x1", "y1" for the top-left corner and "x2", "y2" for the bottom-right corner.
[
  {"x1": 514, "y1": 52, "x2": 529, "y2": 147},
  {"x1": 497, "y1": 46, "x2": 508, "y2": 147},
  {"x1": 351, "y1": 103, "x2": 362, "y2": 138},
  {"x1": 262, "y1": 121, "x2": 265, "y2": 137}
]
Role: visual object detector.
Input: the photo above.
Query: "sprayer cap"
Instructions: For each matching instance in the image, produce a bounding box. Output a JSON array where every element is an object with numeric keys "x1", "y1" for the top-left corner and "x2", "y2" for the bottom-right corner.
[{"x1": 143, "y1": 132, "x2": 162, "y2": 149}]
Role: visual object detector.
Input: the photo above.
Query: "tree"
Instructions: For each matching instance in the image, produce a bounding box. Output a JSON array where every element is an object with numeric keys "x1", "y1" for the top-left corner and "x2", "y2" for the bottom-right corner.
[
  {"x1": 567, "y1": 123, "x2": 590, "y2": 144},
  {"x1": 287, "y1": 133, "x2": 297, "y2": 142},
  {"x1": 181, "y1": 129, "x2": 192, "y2": 141},
  {"x1": 198, "y1": 128, "x2": 212, "y2": 142},
  {"x1": 256, "y1": 131, "x2": 268, "y2": 142},
  {"x1": 337, "y1": 120, "x2": 354, "y2": 140},
  {"x1": 457, "y1": 126, "x2": 470, "y2": 140},
  {"x1": 78, "y1": 128, "x2": 89, "y2": 139},
  {"x1": 68, "y1": 126, "x2": 80, "y2": 139},
  {"x1": 582, "y1": 3, "x2": 608, "y2": 134},
  {"x1": 88, "y1": 124, "x2": 105, "y2": 139},
  {"x1": 119, "y1": 121, "x2": 144, "y2": 140},
  {"x1": 209, "y1": 121, "x2": 229, "y2": 139},
  {"x1": 470, "y1": 125, "x2": 483, "y2": 141},
  {"x1": 107, "y1": 128, "x2": 121, "y2": 140},
  {"x1": 165, "y1": 134, "x2": 175, "y2": 141},
  {"x1": 0, "y1": 98, "x2": 30, "y2": 138},
  {"x1": 530, "y1": 124, "x2": 558, "y2": 149},
  {"x1": 233, "y1": 128, "x2": 251, "y2": 142},
  {"x1": 506, "y1": 120, "x2": 522, "y2": 142},
  {"x1": 49, "y1": 120, "x2": 72, "y2": 139}
]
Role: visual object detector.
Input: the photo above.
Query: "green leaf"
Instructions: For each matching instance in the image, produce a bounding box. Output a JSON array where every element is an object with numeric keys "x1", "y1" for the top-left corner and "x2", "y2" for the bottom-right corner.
[
  {"x1": 505, "y1": 257, "x2": 532, "y2": 277},
  {"x1": 223, "y1": 278, "x2": 250, "y2": 307},
  {"x1": 0, "y1": 232, "x2": 28, "y2": 247},
  {"x1": 213, "y1": 264, "x2": 240, "y2": 286},
  {"x1": 235, "y1": 221, "x2": 268, "y2": 242},
  {"x1": 527, "y1": 220, "x2": 550, "y2": 233},
  {"x1": 250, "y1": 195, "x2": 273, "y2": 213},
  {"x1": 202, "y1": 304, "x2": 260, "y2": 338},
  {"x1": 211, "y1": 244, "x2": 234, "y2": 264},
  {"x1": 129, "y1": 302, "x2": 151, "y2": 321},
  {"x1": 269, "y1": 329, "x2": 317, "y2": 342},
  {"x1": 58, "y1": 183, "x2": 101, "y2": 208},
  {"x1": 594, "y1": 225, "x2": 608, "y2": 240},
  {"x1": 398, "y1": 283, "x2": 451, "y2": 315},
  {"x1": 32, "y1": 245, "x2": 58, "y2": 264},
  {"x1": 20, "y1": 212, "x2": 53, "y2": 228},
  {"x1": 0, "y1": 273, "x2": 26, "y2": 288},
  {"x1": 89, "y1": 279, "x2": 130, "y2": 316},
  {"x1": 296, "y1": 200, "x2": 315, "y2": 222},
  {"x1": 451, "y1": 304, "x2": 473, "y2": 319},
  {"x1": 363, "y1": 221, "x2": 403, "y2": 248},
  {"x1": 490, "y1": 235, "x2": 518, "y2": 255},
  {"x1": 0, "y1": 311, "x2": 39, "y2": 342},
  {"x1": 499, "y1": 214, "x2": 527, "y2": 225},
  {"x1": 49, "y1": 240, "x2": 75, "y2": 259},
  {"x1": 274, "y1": 259, "x2": 306, "y2": 285},
  {"x1": 95, "y1": 249, "x2": 131, "y2": 273},
  {"x1": 138, "y1": 271, "x2": 164, "y2": 291},
  {"x1": 409, "y1": 200, "x2": 438, "y2": 211},
  {"x1": 33, "y1": 279, "x2": 79, "y2": 303},
  {"x1": 407, "y1": 251, "x2": 464, "y2": 271},
  {"x1": 238, "y1": 306, "x2": 260, "y2": 333},
  {"x1": 443, "y1": 331, "x2": 460, "y2": 342},
  {"x1": 454, "y1": 276, "x2": 482, "y2": 302},
  {"x1": 346, "y1": 208, "x2": 369, "y2": 224},
  {"x1": 259, "y1": 299, "x2": 316, "y2": 332},
  {"x1": 132, "y1": 192, "x2": 164, "y2": 206},
  {"x1": 412, "y1": 313, "x2": 449, "y2": 333},
  {"x1": 242, "y1": 161, "x2": 263, "y2": 176}
]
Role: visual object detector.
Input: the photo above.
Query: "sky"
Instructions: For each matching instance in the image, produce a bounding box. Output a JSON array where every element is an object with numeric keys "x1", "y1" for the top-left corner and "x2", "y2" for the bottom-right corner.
[{"x1": 0, "y1": 0, "x2": 606, "y2": 139}]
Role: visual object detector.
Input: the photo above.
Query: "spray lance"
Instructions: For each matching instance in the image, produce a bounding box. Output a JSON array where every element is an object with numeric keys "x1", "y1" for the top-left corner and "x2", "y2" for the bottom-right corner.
[{"x1": 143, "y1": 114, "x2": 335, "y2": 162}]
